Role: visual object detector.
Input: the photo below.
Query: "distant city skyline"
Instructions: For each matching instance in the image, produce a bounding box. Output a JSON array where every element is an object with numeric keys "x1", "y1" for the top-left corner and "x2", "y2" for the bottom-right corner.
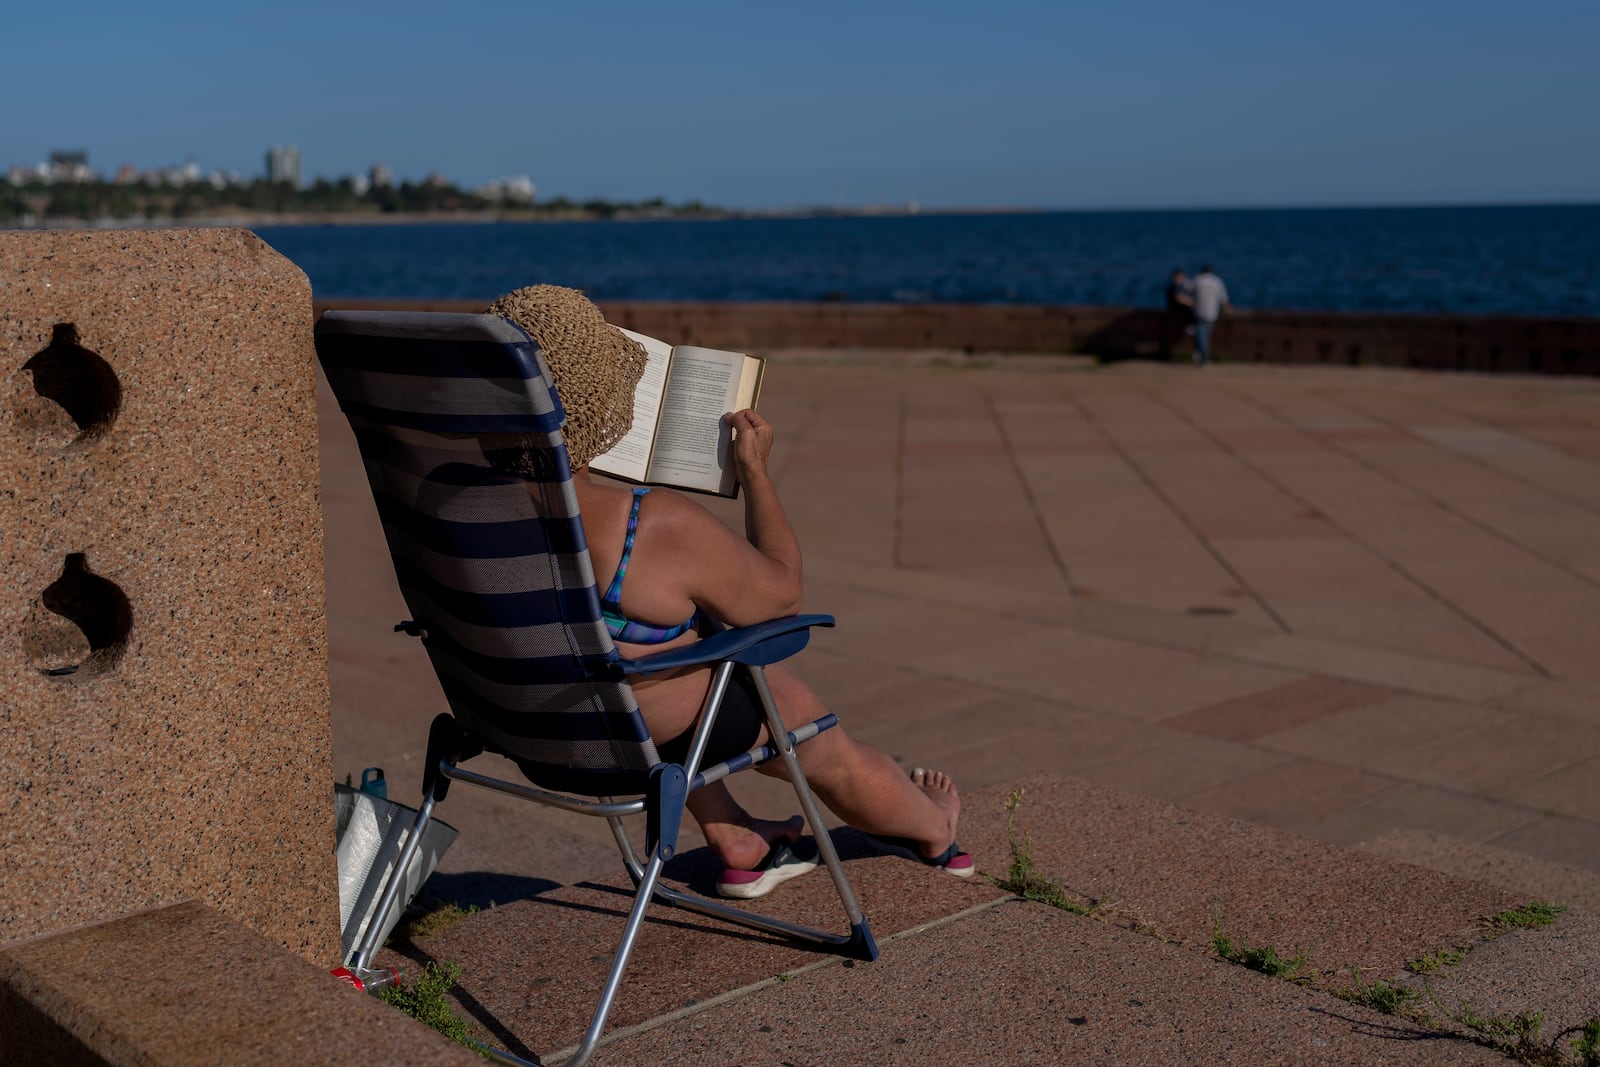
[
  {"x1": 7, "y1": 145, "x2": 537, "y2": 200},
  {"x1": 5, "y1": 1, "x2": 1597, "y2": 211}
]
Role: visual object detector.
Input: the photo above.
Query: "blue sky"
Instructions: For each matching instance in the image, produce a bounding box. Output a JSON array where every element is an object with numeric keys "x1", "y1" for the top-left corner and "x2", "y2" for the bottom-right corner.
[{"x1": 6, "y1": 0, "x2": 1597, "y2": 210}]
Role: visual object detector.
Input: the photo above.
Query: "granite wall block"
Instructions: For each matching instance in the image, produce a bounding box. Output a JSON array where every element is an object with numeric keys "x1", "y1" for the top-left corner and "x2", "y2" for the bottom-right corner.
[{"x1": 0, "y1": 229, "x2": 337, "y2": 963}]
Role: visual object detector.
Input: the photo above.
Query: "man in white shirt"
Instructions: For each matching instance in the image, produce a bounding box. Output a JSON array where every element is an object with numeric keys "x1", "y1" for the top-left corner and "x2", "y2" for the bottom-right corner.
[{"x1": 1191, "y1": 266, "x2": 1230, "y2": 365}]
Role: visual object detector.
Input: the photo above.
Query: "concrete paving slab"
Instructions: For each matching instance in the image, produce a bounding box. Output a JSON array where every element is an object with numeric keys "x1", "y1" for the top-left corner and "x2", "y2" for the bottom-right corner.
[
  {"x1": 378, "y1": 840, "x2": 1004, "y2": 1057},
  {"x1": 1357, "y1": 830, "x2": 1600, "y2": 913},
  {"x1": 1174, "y1": 757, "x2": 1404, "y2": 838},
  {"x1": 929, "y1": 711, "x2": 1174, "y2": 789},
  {"x1": 1290, "y1": 783, "x2": 1540, "y2": 850},
  {"x1": 1501, "y1": 753, "x2": 1600, "y2": 822},
  {"x1": 1399, "y1": 713, "x2": 1600, "y2": 799},
  {"x1": 1161, "y1": 676, "x2": 1392, "y2": 742},
  {"x1": 1228, "y1": 631, "x2": 1538, "y2": 705},
  {"x1": 1374, "y1": 908, "x2": 1600, "y2": 1061},
  {"x1": 1262, "y1": 693, "x2": 1513, "y2": 777},
  {"x1": 1492, "y1": 677, "x2": 1600, "y2": 727},
  {"x1": 954, "y1": 777, "x2": 1522, "y2": 987},
  {"x1": 1488, "y1": 813, "x2": 1600, "y2": 874},
  {"x1": 1068, "y1": 731, "x2": 1295, "y2": 801},
  {"x1": 599, "y1": 899, "x2": 1505, "y2": 1067}
]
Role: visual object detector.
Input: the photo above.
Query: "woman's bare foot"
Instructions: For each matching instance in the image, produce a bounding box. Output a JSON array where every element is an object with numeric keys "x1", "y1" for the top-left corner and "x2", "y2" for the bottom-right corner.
[
  {"x1": 706, "y1": 814, "x2": 804, "y2": 871},
  {"x1": 910, "y1": 767, "x2": 961, "y2": 859}
]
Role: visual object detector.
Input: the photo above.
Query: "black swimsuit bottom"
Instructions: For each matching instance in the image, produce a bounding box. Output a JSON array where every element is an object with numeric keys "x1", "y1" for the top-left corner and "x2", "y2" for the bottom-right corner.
[{"x1": 656, "y1": 668, "x2": 768, "y2": 767}]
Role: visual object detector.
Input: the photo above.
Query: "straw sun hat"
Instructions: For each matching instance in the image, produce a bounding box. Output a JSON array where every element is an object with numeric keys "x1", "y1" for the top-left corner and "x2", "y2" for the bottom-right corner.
[{"x1": 486, "y1": 284, "x2": 647, "y2": 469}]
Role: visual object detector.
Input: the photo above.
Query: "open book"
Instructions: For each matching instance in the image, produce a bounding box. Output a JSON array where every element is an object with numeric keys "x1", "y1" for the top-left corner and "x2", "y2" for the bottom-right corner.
[{"x1": 588, "y1": 328, "x2": 767, "y2": 498}]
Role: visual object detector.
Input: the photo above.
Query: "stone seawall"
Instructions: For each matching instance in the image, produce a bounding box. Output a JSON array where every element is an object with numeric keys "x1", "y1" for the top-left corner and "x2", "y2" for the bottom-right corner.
[{"x1": 311, "y1": 299, "x2": 1600, "y2": 375}]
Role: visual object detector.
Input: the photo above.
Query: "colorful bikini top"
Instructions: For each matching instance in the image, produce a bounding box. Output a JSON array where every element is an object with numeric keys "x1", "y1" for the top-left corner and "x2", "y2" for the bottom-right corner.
[{"x1": 601, "y1": 488, "x2": 699, "y2": 644}]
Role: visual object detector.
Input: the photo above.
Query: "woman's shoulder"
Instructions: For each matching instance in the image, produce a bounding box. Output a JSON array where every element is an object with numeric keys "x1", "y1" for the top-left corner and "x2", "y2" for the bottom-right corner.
[
  {"x1": 633, "y1": 485, "x2": 721, "y2": 536},
  {"x1": 579, "y1": 480, "x2": 712, "y2": 533}
]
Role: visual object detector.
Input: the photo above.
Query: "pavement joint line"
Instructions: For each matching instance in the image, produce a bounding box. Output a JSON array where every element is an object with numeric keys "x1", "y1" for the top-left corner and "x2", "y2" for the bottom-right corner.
[
  {"x1": 546, "y1": 896, "x2": 1014, "y2": 1062},
  {"x1": 981, "y1": 388, "x2": 1075, "y2": 591},
  {"x1": 807, "y1": 563, "x2": 1541, "y2": 709},
  {"x1": 767, "y1": 390, "x2": 823, "y2": 487},
  {"x1": 892, "y1": 388, "x2": 907, "y2": 570},
  {"x1": 1130, "y1": 382, "x2": 1553, "y2": 677},
  {"x1": 1318, "y1": 385, "x2": 1600, "y2": 524},
  {"x1": 1304, "y1": 387, "x2": 1600, "y2": 597},
  {"x1": 1214, "y1": 382, "x2": 1554, "y2": 679},
  {"x1": 1151, "y1": 378, "x2": 1540, "y2": 671},
  {"x1": 1062, "y1": 382, "x2": 1294, "y2": 634},
  {"x1": 807, "y1": 636, "x2": 1600, "y2": 843}
]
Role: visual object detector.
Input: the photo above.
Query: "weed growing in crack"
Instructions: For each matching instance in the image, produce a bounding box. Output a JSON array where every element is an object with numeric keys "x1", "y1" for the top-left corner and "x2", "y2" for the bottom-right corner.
[
  {"x1": 1406, "y1": 946, "x2": 1471, "y2": 974},
  {"x1": 378, "y1": 960, "x2": 483, "y2": 1054},
  {"x1": 1489, "y1": 901, "x2": 1567, "y2": 932},
  {"x1": 393, "y1": 901, "x2": 482, "y2": 942},
  {"x1": 1341, "y1": 972, "x2": 1420, "y2": 1016},
  {"x1": 1455, "y1": 1005, "x2": 1549, "y2": 1062},
  {"x1": 1211, "y1": 928, "x2": 1308, "y2": 981},
  {"x1": 1572, "y1": 1018, "x2": 1600, "y2": 1067},
  {"x1": 988, "y1": 788, "x2": 1107, "y2": 917}
]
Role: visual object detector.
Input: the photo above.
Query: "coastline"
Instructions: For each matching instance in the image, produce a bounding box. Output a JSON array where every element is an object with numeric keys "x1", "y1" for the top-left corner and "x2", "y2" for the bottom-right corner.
[{"x1": 2, "y1": 205, "x2": 982, "y2": 232}]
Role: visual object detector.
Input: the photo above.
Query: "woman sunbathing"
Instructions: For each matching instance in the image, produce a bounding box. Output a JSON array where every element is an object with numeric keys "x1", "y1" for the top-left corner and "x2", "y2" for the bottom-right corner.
[{"x1": 489, "y1": 285, "x2": 968, "y2": 898}]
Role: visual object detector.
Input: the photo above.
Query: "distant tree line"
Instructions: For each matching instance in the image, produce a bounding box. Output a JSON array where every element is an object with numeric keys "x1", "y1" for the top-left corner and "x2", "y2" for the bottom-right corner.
[{"x1": 0, "y1": 177, "x2": 721, "y2": 224}]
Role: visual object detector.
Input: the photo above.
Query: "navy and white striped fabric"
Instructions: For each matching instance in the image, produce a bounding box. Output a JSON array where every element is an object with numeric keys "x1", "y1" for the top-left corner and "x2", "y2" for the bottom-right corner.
[{"x1": 316, "y1": 312, "x2": 660, "y2": 794}]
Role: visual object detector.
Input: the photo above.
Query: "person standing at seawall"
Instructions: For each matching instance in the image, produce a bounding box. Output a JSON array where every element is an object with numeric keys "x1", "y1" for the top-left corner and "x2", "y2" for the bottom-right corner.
[
  {"x1": 1191, "y1": 265, "x2": 1231, "y2": 365},
  {"x1": 1160, "y1": 268, "x2": 1194, "y2": 360}
]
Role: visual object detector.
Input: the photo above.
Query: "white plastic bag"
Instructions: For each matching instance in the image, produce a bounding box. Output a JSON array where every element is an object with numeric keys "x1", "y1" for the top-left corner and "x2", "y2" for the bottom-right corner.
[{"x1": 334, "y1": 783, "x2": 459, "y2": 964}]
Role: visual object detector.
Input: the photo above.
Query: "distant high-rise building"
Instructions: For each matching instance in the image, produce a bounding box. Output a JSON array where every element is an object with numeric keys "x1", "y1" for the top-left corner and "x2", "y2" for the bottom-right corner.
[
  {"x1": 369, "y1": 162, "x2": 392, "y2": 189},
  {"x1": 478, "y1": 175, "x2": 536, "y2": 205},
  {"x1": 266, "y1": 145, "x2": 302, "y2": 187},
  {"x1": 48, "y1": 150, "x2": 92, "y2": 183}
]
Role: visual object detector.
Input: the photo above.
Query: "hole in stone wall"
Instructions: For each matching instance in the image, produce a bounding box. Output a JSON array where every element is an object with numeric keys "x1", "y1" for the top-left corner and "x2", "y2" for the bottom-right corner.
[
  {"x1": 22, "y1": 323, "x2": 122, "y2": 442},
  {"x1": 21, "y1": 553, "x2": 132, "y2": 677}
]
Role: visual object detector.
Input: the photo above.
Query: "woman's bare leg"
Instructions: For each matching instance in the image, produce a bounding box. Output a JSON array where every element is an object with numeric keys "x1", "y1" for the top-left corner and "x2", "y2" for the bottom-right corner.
[
  {"x1": 685, "y1": 783, "x2": 802, "y2": 870},
  {"x1": 754, "y1": 666, "x2": 960, "y2": 858},
  {"x1": 634, "y1": 662, "x2": 960, "y2": 862}
]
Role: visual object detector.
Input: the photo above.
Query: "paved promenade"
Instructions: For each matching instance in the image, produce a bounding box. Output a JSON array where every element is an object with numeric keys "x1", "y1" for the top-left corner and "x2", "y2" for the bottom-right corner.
[{"x1": 319, "y1": 353, "x2": 1600, "y2": 1061}]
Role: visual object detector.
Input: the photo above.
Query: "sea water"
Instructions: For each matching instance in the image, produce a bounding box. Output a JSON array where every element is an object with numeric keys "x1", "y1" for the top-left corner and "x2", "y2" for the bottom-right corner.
[{"x1": 257, "y1": 203, "x2": 1600, "y2": 318}]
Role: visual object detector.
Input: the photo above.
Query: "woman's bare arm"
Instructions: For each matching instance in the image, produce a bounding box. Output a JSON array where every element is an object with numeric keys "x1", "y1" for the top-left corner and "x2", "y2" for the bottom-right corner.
[
  {"x1": 729, "y1": 409, "x2": 802, "y2": 609},
  {"x1": 633, "y1": 410, "x2": 803, "y2": 626}
]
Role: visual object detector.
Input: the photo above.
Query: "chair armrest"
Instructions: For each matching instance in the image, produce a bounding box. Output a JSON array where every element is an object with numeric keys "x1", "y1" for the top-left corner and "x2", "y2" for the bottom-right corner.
[{"x1": 616, "y1": 614, "x2": 834, "y2": 675}]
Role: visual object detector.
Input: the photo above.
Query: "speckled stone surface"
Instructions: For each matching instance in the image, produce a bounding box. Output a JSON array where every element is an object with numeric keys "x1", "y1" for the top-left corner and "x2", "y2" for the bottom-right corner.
[
  {"x1": 0, "y1": 901, "x2": 482, "y2": 1067},
  {"x1": 374, "y1": 776, "x2": 1534, "y2": 1061},
  {"x1": 1400, "y1": 908, "x2": 1600, "y2": 1045},
  {"x1": 954, "y1": 777, "x2": 1524, "y2": 989},
  {"x1": 602, "y1": 900, "x2": 1507, "y2": 1066},
  {"x1": 1358, "y1": 828, "x2": 1600, "y2": 912},
  {"x1": 376, "y1": 832, "x2": 1002, "y2": 1057},
  {"x1": 0, "y1": 230, "x2": 336, "y2": 962}
]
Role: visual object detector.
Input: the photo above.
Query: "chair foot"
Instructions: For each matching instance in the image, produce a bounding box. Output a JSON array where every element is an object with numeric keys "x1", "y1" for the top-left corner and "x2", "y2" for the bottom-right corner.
[{"x1": 847, "y1": 920, "x2": 879, "y2": 962}]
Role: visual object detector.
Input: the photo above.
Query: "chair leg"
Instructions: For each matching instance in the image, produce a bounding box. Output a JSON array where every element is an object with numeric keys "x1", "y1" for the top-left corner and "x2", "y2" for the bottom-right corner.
[
  {"x1": 559, "y1": 848, "x2": 671, "y2": 1067},
  {"x1": 745, "y1": 665, "x2": 878, "y2": 960},
  {"x1": 601, "y1": 666, "x2": 879, "y2": 961},
  {"x1": 605, "y1": 810, "x2": 646, "y2": 883}
]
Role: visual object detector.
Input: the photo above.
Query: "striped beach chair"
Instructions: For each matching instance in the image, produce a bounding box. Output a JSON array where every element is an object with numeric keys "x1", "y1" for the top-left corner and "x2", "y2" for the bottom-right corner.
[{"x1": 314, "y1": 310, "x2": 876, "y2": 1066}]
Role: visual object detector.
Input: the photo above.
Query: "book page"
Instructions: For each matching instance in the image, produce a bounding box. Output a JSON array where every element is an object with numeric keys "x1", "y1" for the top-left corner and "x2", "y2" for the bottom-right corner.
[
  {"x1": 734, "y1": 354, "x2": 765, "y2": 413},
  {"x1": 647, "y1": 346, "x2": 756, "y2": 496},
  {"x1": 589, "y1": 328, "x2": 672, "y2": 483}
]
